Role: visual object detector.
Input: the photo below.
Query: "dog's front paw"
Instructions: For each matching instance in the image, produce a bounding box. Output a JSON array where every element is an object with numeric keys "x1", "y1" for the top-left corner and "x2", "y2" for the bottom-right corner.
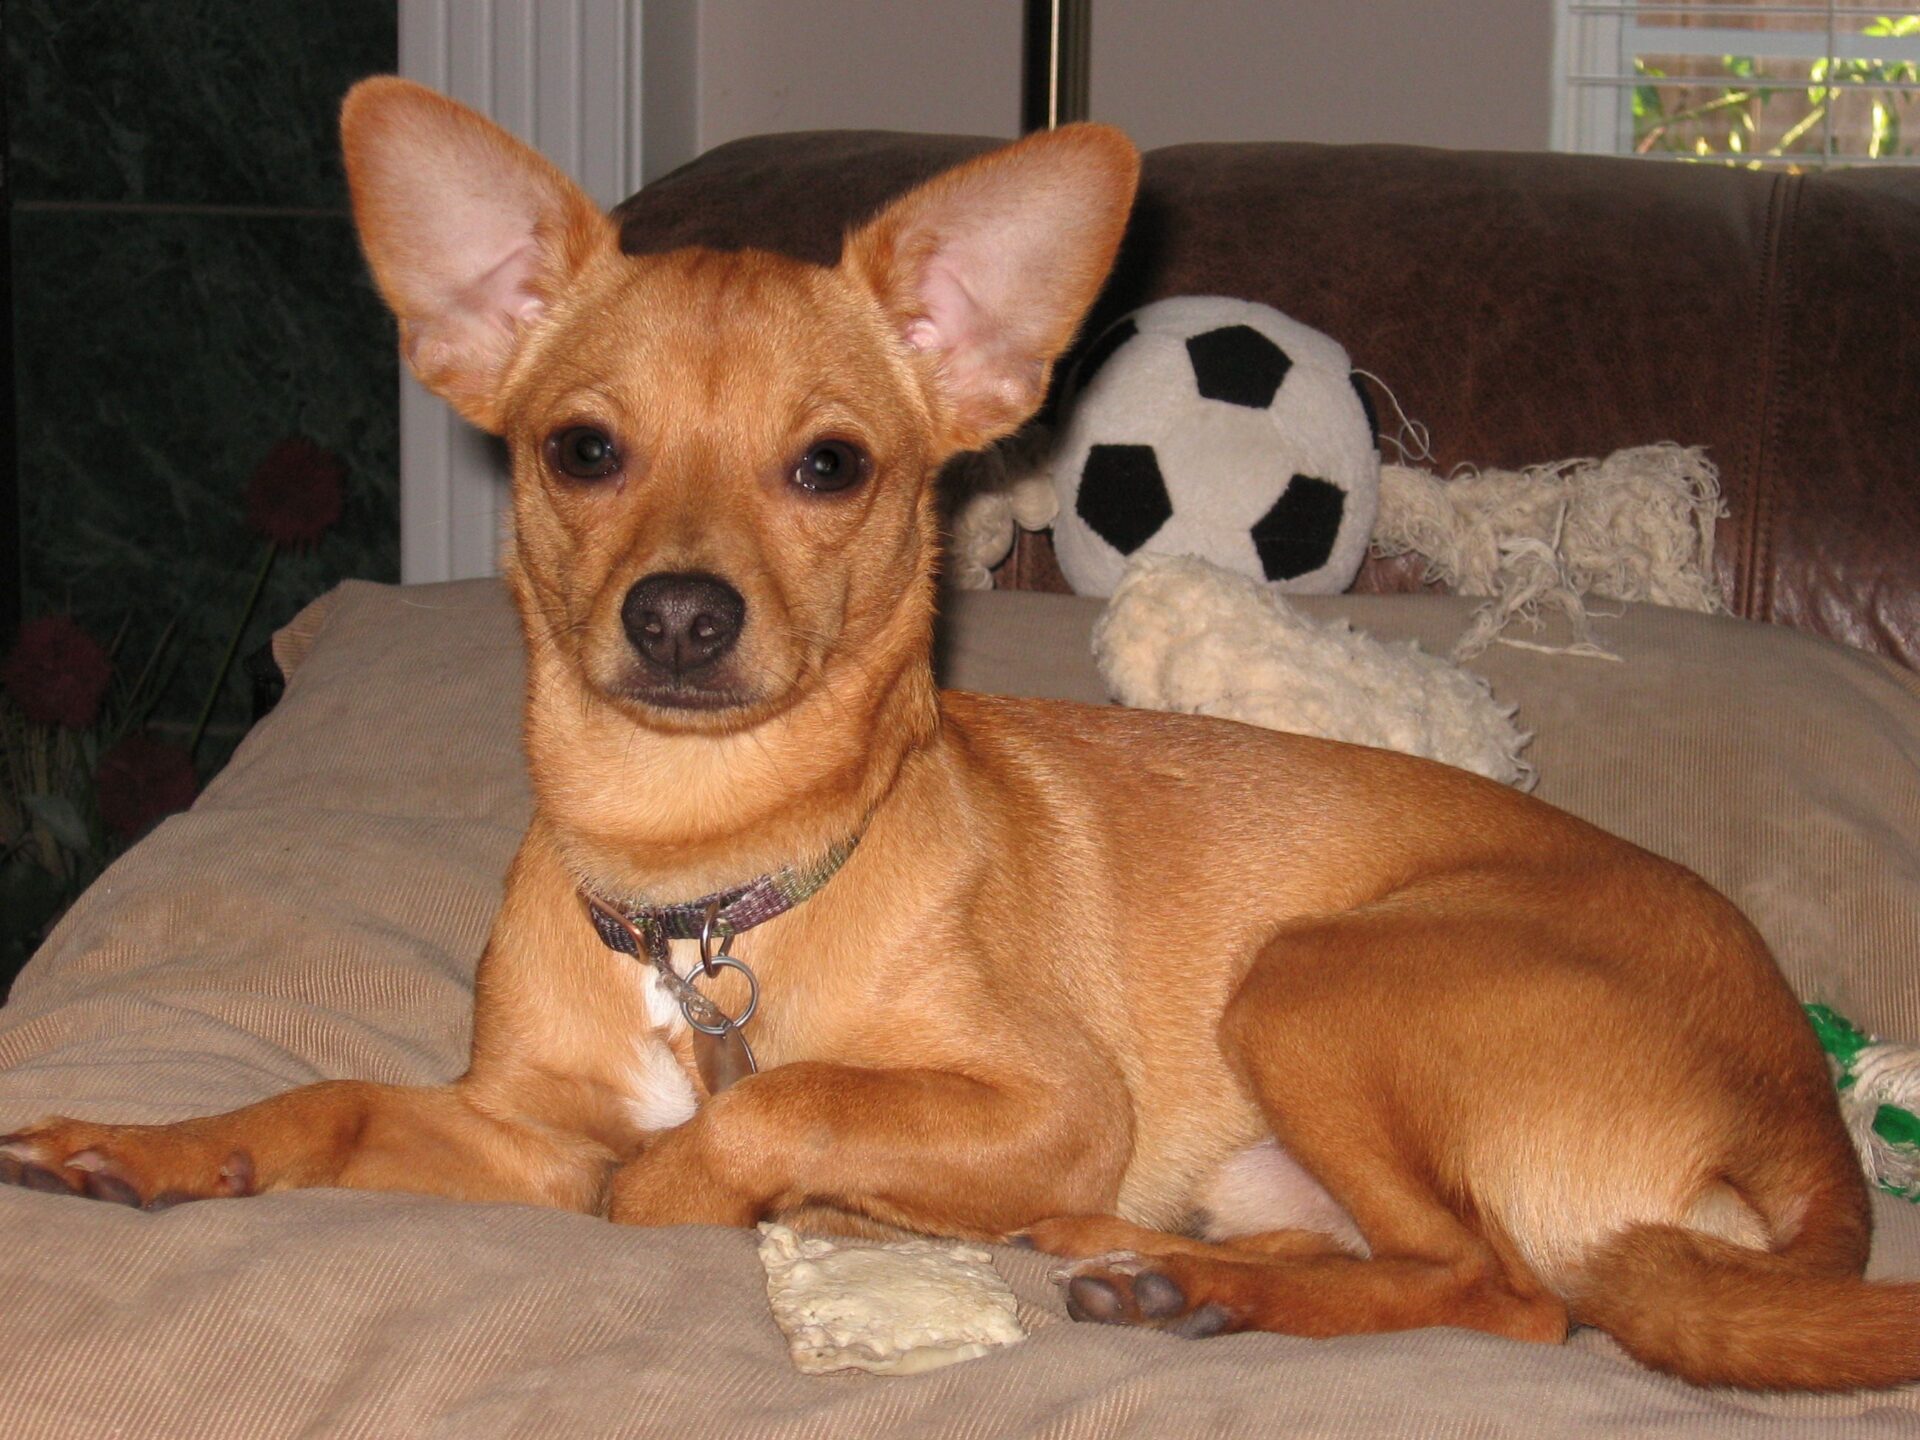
[
  {"x1": 606, "y1": 1126, "x2": 758, "y2": 1229},
  {"x1": 0, "y1": 1118, "x2": 255, "y2": 1210}
]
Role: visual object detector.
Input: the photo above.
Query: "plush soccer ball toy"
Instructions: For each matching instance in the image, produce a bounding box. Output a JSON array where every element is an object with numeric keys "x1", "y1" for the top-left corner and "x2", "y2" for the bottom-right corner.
[{"x1": 1050, "y1": 296, "x2": 1380, "y2": 598}]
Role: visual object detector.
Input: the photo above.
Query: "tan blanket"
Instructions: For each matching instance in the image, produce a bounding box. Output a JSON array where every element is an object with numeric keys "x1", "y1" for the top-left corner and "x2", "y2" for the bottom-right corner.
[{"x1": 2, "y1": 579, "x2": 1916, "y2": 1436}]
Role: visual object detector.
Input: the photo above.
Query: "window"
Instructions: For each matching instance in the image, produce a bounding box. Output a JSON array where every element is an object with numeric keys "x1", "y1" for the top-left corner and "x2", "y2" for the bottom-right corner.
[{"x1": 1556, "y1": 2, "x2": 1920, "y2": 167}]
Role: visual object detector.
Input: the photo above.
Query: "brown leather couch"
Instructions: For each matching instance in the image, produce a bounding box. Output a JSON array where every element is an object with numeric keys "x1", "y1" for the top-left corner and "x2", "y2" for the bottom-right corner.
[{"x1": 616, "y1": 133, "x2": 1920, "y2": 670}]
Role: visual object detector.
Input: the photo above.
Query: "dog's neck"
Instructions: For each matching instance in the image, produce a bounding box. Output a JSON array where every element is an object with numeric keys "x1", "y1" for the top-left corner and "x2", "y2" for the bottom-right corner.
[{"x1": 521, "y1": 581, "x2": 941, "y2": 902}]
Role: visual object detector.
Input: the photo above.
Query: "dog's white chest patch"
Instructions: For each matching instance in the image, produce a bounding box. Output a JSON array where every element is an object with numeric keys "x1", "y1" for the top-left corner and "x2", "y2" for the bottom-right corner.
[
  {"x1": 619, "y1": 938, "x2": 701, "y2": 1132},
  {"x1": 632, "y1": 938, "x2": 705, "y2": 1031},
  {"x1": 622, "y1": 1033, "x2": 698, "y2": 1132}
]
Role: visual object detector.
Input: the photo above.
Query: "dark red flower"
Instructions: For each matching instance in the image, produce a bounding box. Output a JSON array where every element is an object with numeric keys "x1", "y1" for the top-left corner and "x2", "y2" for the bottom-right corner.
[
  {"x1": 245, "y1": 436, "x2": 346, "y2": 547},
  {"x1": 95, "y1": 732, "x2": 198, "y2": 841},
  {"x1": 2, "y1": 615, "x2": 113, "y2": 729}
]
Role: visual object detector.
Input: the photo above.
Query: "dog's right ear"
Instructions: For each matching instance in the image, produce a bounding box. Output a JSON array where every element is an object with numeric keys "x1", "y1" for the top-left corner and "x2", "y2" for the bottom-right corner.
[{"x1": 340, "y1": 77, "x2": 614, "y2": 432}]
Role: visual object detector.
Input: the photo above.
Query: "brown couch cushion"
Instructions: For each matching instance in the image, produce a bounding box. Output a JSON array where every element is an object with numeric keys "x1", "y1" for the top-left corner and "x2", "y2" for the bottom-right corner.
[
  {"x1": 614, "y1": 130, "x2": 999, "y2": 265},
  {"x1": 617, "y1": 135, "x2": 1920, "y2": 670},
  {"x1": 1108, "y1": 146, "x2": 1920, "y2": 670}
]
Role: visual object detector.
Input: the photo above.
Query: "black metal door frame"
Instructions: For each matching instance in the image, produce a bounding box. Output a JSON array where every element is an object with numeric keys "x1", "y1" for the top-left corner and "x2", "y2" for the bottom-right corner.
[{"x1": 1022, "y1": 0, "x2": 1091, "y2": 132}]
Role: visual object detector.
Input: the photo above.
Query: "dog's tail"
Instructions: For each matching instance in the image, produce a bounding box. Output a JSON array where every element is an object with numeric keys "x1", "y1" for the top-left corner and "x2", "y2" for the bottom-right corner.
[{"x1": 1570, "y1": 1181, "x2": 1920, "y2": 1391}]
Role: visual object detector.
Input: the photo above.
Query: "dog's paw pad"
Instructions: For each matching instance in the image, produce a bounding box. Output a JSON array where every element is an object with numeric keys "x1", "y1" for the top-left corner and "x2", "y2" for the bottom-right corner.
[
  {"x1": 18, "y1": 1162, "x2": 78, "y2": 1195},
  {"x1": 216, "y1": 1150, "x2": 256, "y2": 1197},
  {"x1": 1064, "y1": 1275, "x2": 1126, "y2": 1323},
  {"x1": 1166, "y1": 1301, "x2": 1233, "y2": 1338},
  {"x1": 1, "y1": 1135, "x2": 122, "y2": 1201},
  {"x1": 1131, "y1": 1269, "x2": 1187, "y2": 1320},
  {"x1": 1055, "y1": 1259, "x2": 1237, "y2": 1338},
  {"x1": 82, "y1": 1170, "x2": 144, "y2": 1207},
  {"x1": 0, "y1": 1143, "x2": 32, "y2": 1188}
]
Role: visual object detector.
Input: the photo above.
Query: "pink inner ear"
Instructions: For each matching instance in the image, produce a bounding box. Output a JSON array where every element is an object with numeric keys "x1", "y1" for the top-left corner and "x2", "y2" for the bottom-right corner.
[
  {"x1": 906, "y1": 252, "x2": 1046, "y2": 419},
  {"x1": 403, "y1": 239, "x2": 547, "y2": 386},
  {"x1": 904, "y1": 258, "x2": 978, "y2": 355},
  {"x1": 462, "y1": 239, "x2": 548, "y2": 328}
]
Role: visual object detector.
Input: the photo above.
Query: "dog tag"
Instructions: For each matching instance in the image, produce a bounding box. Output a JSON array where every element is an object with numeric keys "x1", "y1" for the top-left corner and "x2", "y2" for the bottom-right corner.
[
  {"x1": 694, "y1": 1024, "x2": 757, "y2": 1095},
  {"x1": 679, "y1": 951, "x2": 760, "y2": 1095}
]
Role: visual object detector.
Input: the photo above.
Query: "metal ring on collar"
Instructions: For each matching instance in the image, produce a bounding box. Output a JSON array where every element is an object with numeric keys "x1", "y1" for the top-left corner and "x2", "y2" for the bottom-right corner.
[
  {"x1": 681, "y1": 954, "x2": 758, "y2": 1035},
  {"x1": 697, "y1": 900, "x2": 736, "y2": 977}
]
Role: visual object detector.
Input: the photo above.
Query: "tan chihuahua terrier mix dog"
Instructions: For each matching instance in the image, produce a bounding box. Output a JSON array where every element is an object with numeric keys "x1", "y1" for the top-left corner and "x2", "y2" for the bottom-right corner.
[{"x1": 4, "y1": 79, "x2": 1916, "y2": 1392}]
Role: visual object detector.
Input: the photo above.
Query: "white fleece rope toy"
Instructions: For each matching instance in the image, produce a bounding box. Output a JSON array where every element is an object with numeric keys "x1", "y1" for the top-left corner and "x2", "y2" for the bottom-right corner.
[
  {"x1": 1094, "y1": 552, "x2": 1534, "y2": 789},
  {"x1": 1371, "y1": 443, "x2": 1727, "y2": 660}
]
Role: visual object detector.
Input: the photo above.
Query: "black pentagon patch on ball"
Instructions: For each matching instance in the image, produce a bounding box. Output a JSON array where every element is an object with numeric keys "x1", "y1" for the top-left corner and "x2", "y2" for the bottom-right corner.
[
  {"x1": 1251, "y1": 475, "x2": 1346, "y2": 581},
  {"x1": 1185, "y1": 325, "x2": 1292, "y2": 408},
  {"x1": 1077, "y1": 444, "x2": 1173, "y2": 556},
  {"x1": 1073, "y1": 317, "x2": 1138, "y2": 392}
]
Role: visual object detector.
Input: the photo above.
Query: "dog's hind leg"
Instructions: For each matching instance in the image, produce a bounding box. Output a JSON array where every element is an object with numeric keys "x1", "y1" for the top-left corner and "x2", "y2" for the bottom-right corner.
[
  {"x1": 1024, "y1": 1213, "x2": 1354, "y2": 1265},
  {"x1": 1059, "y1": 898, "x2": 1578, "y2": 1345}
]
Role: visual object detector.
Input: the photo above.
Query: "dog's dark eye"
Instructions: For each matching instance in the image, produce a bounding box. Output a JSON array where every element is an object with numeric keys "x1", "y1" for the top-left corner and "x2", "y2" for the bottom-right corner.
[
  {"x1": 792, "y1": 439, "x2": 866, "y2": 494},
  {"x1": 548, "y1": 426, "x2": 621, "y2": 480}
]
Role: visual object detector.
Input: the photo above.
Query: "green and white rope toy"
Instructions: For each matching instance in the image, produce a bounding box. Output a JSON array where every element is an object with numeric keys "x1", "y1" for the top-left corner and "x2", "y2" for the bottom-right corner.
[{"x1": 1805, "y1": 1004, "x2": 1920, "y2": 1202}]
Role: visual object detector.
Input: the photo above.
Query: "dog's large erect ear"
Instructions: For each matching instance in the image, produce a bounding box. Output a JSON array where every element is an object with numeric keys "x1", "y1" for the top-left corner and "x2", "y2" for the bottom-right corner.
[
  {"x1": 340, "y1": 77, "x2": 614, "y2": 431},
  {"x1": 843, "y1": 124, "x2": 1139, "y2": 454}
]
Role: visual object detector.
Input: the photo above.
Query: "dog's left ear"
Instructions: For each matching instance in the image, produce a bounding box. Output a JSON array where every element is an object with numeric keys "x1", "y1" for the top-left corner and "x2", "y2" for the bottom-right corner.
[{"x1": 844, "y1": 124, "x2": 1139, "y2": 455}]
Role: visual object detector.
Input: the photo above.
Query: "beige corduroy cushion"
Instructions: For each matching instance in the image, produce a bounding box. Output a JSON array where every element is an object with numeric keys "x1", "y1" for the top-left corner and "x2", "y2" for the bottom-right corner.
[{"x1": 1, "y1": 578, "x2": 1916, "y2": 1437}]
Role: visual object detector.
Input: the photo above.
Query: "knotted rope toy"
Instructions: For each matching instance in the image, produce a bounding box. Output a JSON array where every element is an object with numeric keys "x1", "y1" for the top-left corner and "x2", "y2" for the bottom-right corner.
[
  {"x1": 1371, "y1": 443, "x2": 1727, "y2": 661},
  {"x1": 1805, "y1": 1005, "x2": 1920, "y2": 1202}
]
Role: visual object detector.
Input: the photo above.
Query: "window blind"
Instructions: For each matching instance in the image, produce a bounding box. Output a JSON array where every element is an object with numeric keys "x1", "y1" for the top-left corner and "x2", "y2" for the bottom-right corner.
[{"x1": 1556, "y1": 2, "x2": 1920, "y2": 166}]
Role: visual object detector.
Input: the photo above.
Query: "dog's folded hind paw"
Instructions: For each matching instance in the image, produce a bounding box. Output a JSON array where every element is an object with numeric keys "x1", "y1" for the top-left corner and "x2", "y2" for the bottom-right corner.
[{"x1": 1053, "y1": 1252, "x2": 1239, "y2": 1338}]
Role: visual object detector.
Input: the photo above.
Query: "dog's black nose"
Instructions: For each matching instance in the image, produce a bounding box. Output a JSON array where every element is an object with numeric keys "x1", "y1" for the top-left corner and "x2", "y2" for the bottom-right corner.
[{"x1": 621, "y1": 572, "x2": 746, "y2": 677}]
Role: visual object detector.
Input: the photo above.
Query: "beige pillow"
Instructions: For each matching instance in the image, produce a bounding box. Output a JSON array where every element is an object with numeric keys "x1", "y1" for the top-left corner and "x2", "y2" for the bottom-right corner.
[
  {"x1": 943, "y1": 587, "x2": 1920, "y2": 1040},
  {"x1": 0, "y1": 577, "x2": 1915, "y2": 1439}
]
